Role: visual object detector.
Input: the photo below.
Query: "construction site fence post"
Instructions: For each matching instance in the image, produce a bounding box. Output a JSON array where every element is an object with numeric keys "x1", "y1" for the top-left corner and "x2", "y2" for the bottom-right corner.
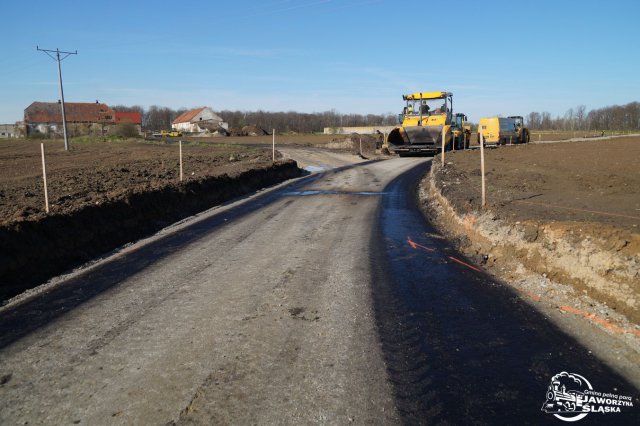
[
  {"x1": 480, "y1": 131, "x2": 486, "y2": 207},
  {"x1": 179, "y1": 140, "x2": 183, "y2": 182},
  {"x1": 441, "y1": 127, "x2": 445, "y2": 167},
  {"x1": 41, "y1": 143, "x2": 49, "y2": 213}
]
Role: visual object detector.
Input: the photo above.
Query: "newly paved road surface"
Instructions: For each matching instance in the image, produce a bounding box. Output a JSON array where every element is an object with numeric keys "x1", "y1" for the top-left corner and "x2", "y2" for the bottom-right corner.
[{"x1": 0, "y1": 150, "x2": 637, "y2": 424}]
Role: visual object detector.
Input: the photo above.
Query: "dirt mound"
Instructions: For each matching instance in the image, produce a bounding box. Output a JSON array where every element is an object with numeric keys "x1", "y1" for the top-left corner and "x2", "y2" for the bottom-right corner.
[
  {"x1": 242, "y1": 125, "x2": 269, "y2": 136},
  {"x1": 228, "y1": 125, "x2": 269, "y2": 137},
  {"x1": 326, "y1": 133, "x2": 382, "y2": 155},
  {"x1": 0, "y1": 160, "x2": 302, "y2": 303}
]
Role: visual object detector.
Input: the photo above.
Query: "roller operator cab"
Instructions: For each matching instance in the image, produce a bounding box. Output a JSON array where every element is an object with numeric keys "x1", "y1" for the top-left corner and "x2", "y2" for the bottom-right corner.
[
  {"x1": 478, "y1": 116, "x2": 530, "y2": 145},
  {"x1": 451, "y1": 113, "x2": 471, "y2": 150},
  {"x1": 388, "y1": 91, "x2": 455, "y2": 156}
]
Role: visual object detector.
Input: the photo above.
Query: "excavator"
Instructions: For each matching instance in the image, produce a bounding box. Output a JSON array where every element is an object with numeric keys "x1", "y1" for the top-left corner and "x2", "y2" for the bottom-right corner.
[{"x1": 388, "y1": 91, "x2": 468, "y2": 156}]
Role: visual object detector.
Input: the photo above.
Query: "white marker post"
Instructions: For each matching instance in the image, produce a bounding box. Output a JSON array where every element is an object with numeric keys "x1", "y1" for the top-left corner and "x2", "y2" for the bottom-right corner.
[
  {"x1": 359, "y1": 137, "x2": 362, "y2": 156},
  {"x1": 41, "y1": 143, "x2": 49, "y2": 213},
  {"x1": 179, "y1": 140, "x2": 183, "y2": 182},
  {"x1": 480, "y1": 130, "x2": 486, "y2": 207},
  {"x1": 441, "y1": 127, "x2": 446, "y2": 167},
  {"x1": 272, "y1": 129, "x2": 275, "y2": 162}
]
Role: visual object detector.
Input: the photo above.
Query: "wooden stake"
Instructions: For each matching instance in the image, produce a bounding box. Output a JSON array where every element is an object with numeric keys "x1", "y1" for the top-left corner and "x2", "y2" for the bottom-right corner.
[
  {"x1": 179, "y1": 140, "x2": 183, "y2": 182},
  {"x1": 441, "y1": 127, "x2": 446, "y2": 167},
  {"x1": 480, "y1": 131, "x2": 486, "y2": 207},
  {"x1": 41, "y1": 143, "x2": 49, "y2": 213}
]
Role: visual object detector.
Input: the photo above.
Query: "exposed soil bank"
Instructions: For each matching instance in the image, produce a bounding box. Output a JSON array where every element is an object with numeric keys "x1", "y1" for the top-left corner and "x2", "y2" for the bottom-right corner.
[
  {"x1": 420, "y1": 157, "x2": 639, "y2": 325},
  {"x1": 0, "y1": 160, "x2": 302, "y2": 302}
]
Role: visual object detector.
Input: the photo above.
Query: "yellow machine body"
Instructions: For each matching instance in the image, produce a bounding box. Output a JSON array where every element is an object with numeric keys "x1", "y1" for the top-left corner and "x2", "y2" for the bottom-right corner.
[
  {"x1": 388, "y1": 91, "x2": 460, "y2": 155},
  {"x1": 478, "y1": 116, "x2": 530, "y2": 144}
]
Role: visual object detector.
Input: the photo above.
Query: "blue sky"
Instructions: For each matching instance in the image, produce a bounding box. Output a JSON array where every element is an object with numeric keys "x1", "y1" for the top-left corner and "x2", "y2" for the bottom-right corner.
[{"x1": 1, "y1": 0, "x2": 638, "y2": 123}]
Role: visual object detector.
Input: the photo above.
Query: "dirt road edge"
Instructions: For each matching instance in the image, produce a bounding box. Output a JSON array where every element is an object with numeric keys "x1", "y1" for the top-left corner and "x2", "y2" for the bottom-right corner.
[{"x1": 419, "y1": 160, "x2": 639, "y2": 327}]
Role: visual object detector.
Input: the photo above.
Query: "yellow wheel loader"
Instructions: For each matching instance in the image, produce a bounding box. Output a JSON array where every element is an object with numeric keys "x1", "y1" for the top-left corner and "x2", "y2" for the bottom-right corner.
[{"x1": 388, "y1": 91, "x2": 459, "y2": 156}]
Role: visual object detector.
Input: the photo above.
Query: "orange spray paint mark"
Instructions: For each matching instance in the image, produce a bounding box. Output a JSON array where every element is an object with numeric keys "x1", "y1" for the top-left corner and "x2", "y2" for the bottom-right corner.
[
  {"x1": 518, "y1": 289, "x2": 542, "y2": 302},
  {"x1": 407, "y1": 236, "x2": 436, "y2": 252},
  {"x1": 462, "y1": 214, "x2": 477, "y2": 231},
  {"x1": 559, "y1": 305, "x2": 640, "y2": 336},
  {"x1": 447, "y1": 256, "x2": 483, "y2": 273}
]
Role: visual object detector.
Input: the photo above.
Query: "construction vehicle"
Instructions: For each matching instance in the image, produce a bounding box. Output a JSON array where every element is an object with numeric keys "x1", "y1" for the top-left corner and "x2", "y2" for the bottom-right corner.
[
  {"x1": 388, "y1": 91, "x2": 464, "y2": 156},
  {"x1": 451, "y1": 113, "x2": 471, "y2": 150},
  {"x1": 152, "y1": 130, "x2": 182, "y2": 137},
  {"x1": 477, "y1": 116, "x2": 530, "y2": 145}
]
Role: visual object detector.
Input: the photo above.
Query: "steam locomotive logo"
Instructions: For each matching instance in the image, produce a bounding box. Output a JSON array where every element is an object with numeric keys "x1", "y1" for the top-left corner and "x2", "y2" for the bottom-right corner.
[{"x1": 541, "y1": 371, "x2": 592, "y2": 422}]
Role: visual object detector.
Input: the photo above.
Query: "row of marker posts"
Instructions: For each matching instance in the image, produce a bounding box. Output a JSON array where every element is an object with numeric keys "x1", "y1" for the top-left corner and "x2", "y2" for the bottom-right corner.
[{"x1": 39, "y1": 134, "x2": 279, "y2": 214}]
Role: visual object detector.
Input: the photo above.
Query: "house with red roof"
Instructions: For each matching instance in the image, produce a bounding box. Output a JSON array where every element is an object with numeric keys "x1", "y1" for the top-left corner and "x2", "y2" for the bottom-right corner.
[
  {"x1": 24, "y1": 102, "x2": 143, "y2": 136},
  {"x1": 172, "y1": 107, "x2": 227, "y2": 133}
]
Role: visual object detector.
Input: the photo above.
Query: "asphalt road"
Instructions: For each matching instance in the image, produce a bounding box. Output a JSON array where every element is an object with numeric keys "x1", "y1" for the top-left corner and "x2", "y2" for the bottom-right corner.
[{"x1": 0, "y1": 150, "x2": 637, "y2": 425}]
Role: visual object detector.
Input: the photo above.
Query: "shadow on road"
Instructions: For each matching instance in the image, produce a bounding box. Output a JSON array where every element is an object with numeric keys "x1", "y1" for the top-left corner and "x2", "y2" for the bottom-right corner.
[{"x1": 369, "y1": 161, "x2": 639, "y2": 424}]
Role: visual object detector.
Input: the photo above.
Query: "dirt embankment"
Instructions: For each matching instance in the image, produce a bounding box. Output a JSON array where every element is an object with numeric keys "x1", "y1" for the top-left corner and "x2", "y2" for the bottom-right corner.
[
  {"x1": 419, "y1": 138, "x2": 640, "y2": 325},
  {"x1": 323, "y1": 133, "x2": 382, "y2": 155},
  {"x1": 0, "y1": 139, "x2": 302, "y2": 302}
]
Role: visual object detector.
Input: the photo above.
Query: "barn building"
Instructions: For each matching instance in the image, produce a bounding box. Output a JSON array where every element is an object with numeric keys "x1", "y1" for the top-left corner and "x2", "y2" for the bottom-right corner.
[
  {"x1": 23, "y1": 102, "x2": 141, "y2": 136},
  {"x1": 171, "y1": 107, "x2": 228, "y2": 133},
  {"x1": 0, "y1": 124, "x2": 18, "y2": 138}
]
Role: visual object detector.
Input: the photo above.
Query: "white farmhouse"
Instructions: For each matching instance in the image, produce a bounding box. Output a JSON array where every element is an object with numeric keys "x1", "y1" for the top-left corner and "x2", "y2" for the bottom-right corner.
[{"x1": 171, "y1": 107, "x2": 228, "y2": 133}]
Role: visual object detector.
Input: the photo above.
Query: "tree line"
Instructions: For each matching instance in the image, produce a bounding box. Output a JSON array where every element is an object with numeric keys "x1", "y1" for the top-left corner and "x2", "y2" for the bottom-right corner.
[
  {"x1": 113, "y1": 101, "x2": 640, "y2": 132},
  {"x1": 525, "y1": 102, "x2": 640, "y2": 131},
  {"x1": 112, "y1": 105, "x2": 398, "y2": 133}
]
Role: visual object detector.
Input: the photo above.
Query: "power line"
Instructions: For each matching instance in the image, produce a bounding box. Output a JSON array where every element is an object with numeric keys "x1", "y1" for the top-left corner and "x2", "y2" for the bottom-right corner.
[{"x1": 36, "y1": 46, "x2": 78, "y2": 151}]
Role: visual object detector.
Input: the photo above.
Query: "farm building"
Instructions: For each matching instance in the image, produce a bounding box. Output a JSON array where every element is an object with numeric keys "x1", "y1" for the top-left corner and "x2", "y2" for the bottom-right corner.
[
  {"x1": 114, "y1": 111, "x2": 143, "y2": 134},
  {"x1": 172, "y1": 107, "x2": 228, "y2": 133},
  {"x1": 24, "y1": 102, "x2": 142, "y2": 136},
  {"x1": 0, "y1": 124, "x2": 18, "y2": 138}
]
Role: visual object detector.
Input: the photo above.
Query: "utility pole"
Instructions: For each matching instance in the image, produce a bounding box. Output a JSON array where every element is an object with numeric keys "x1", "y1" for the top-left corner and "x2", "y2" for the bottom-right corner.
[{"x1": 37, "y1": 46, "x2": 77, "y2": 151}]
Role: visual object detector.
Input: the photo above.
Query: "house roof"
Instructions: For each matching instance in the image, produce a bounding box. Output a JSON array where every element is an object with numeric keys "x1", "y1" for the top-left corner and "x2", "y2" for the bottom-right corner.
[
  {"x1": 172, "y1": 107, "x2": 206, "y2": 124},
  {"x1": 25, "y1": 102, "x2": 115, "y2": 124},
  {"x1": 114, "y1": 111, "x2": 142, "y2": 125}
]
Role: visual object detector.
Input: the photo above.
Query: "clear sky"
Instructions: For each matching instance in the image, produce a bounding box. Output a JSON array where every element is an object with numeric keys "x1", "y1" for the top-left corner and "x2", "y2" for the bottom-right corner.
[{"x1": 1, "y1": 0, "x2": 638, "y2": 123}]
